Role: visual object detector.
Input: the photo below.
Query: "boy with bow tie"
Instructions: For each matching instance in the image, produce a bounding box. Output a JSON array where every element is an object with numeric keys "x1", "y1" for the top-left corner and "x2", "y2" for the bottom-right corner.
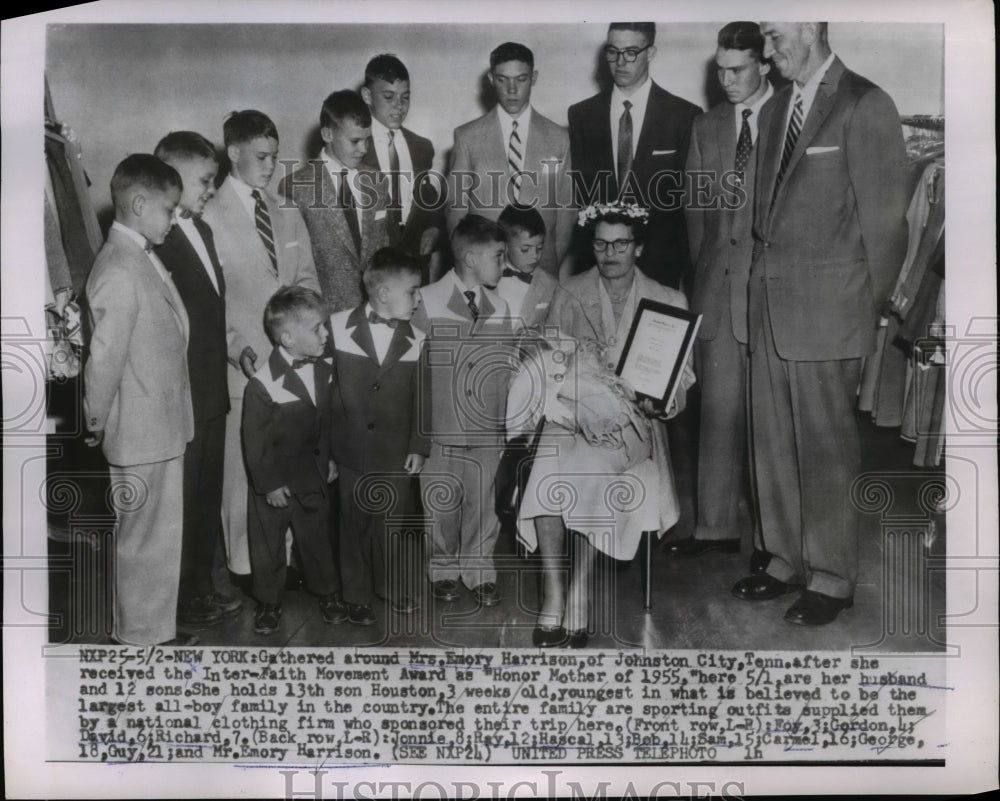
[
  {"x1": 495, "y1": 204, "x2": 558, "y2": 333},
  {"x1": 241, "y1": 286, "x2": 345, "y2": 635},
  {"x1": 328, "y1": 247, "x2": 430, "y2": 624}
]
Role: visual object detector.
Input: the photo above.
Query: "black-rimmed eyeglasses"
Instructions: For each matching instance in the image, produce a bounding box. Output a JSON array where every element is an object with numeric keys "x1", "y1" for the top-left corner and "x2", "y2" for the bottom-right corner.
[
  {"x1": 603, "y1": 45, "x2": 652, "y2": 63},
  {"x1": 593, "y1": 238, "x2": 635, "y2": 253}
]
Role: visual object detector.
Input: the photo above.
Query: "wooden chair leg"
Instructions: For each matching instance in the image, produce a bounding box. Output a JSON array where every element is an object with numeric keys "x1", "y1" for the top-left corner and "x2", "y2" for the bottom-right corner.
[{"x1": 644, "y1": 531, "x2": 653, "y2": 610}]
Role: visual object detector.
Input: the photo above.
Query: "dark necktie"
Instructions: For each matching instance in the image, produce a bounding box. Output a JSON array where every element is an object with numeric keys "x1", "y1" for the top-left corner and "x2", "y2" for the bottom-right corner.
[
  {"x1": 368, "y1": 310, "x2": 399, "y2": 329},
  {"x1": 251, "y1": 189, "x2": 278, "y2": 276},
  {"x1": 734, "y1": 107, "x2": 753, "y2": 181},
  {"x1": 775, "y1": 94, "x2": 804, "y2": 190},
  {"x1": 617, "y1": 99, "x2": 633, "y2": 190},
  {"x1": 507, "y1": 120, "x2": 524, "y2": 195},
  {"x1": 291, "y1": 356, "x2": 317, "y2": 369},
  {"x1": 386, "y1": 130, "x2": 403, "y2": 234},
  {"x1": 502, "y1": 267, "x2": 532, "y2": 284},
  {"x1": 338, "y1": 169, "x2": 362, "y2": 254},
  {"x1": 463, "y1": 290, "x2": 480, "y2": 322}
]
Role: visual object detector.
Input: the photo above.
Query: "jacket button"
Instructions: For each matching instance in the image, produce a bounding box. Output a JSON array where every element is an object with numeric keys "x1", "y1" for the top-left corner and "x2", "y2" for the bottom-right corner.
[
  {"x1": 765, "y1": 241, "x2": 772, "y2": 248},
  {"x1": 372, "y1": 383, "x2": 380, "y2": 391},
  {"x1": 466, "y1": 389, "x2": 473, "y2": 396},
  {"x1": 367, "y1": 423, "x2": 375, "y2": 430},
  {"x1": 730, "y1": 238, "x2": 737, "y2": 245},
  {"x1": 724, "y1": 268, "x2": 730, "y2": 275},
  {"x1": 313, "y1": 448, "x2": 321, "y2": 455}
]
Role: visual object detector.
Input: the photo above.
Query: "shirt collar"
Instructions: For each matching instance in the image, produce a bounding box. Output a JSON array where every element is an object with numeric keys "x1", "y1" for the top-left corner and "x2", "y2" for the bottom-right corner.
[
  {"x1": 321, "y1": 148, "x2": 355, "y2": 177},
  {"x1": 735, "y1": 81, "x2": 774, "y2": 122},
  {"x1": 111, "y1": 220, "x2": 149, "y2": 250},
  {"x1": 795, "y1": 51, "x2": 837, "y2": 106},
  {"x1": 612, "y1": 75, "x2": 652, "y2": 108},
  {"x1": 448, "y1": 269, "x2": 480, "y2": 297},
  {"x1": 370, "y1": 116, "x2": 398, "y2": 143}
]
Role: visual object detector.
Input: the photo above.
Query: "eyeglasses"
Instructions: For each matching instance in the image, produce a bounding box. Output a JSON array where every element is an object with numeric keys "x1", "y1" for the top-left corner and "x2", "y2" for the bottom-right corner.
[
  {"x1": 603, "y1": 45, "x2": 652, "y2": 63},
  {"x1": 592, "y1": 238, "x2": 635, "y2": 253}
]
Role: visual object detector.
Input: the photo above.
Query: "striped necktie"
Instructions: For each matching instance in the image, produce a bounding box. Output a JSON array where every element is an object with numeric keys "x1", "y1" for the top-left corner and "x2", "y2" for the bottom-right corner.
[
  {"x1": 775, "y1": 94, "x2": 804, "y2": 190},
  {"x1": 507, "y1": 120, "x2": 524, "y2": 195},
  {"x1": 251, "y1": 189, "x2": 278, "y2": 276},
  {"x1": 464, "y1": 290, "x2": 480, "y2": 322}
]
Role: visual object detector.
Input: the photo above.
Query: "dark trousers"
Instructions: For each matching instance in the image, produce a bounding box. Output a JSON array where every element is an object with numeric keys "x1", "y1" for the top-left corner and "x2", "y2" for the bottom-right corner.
[
  {"x1": 179, "y1": 413, "x2": 226, "y2": 603},
  {"x1": 247, "y1": 489, "x2": 339, "y2": 604},
  {"x1": 339, "y1": 466, "x2": 415, "y2": 605},
  {"x1": 749, "y1": 285, "x2": 862, "y2": 599}
]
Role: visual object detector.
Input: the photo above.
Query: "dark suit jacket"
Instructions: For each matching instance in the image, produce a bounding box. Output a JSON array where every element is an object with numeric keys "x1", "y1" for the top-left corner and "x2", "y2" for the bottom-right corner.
[
  {"x1": 241, "y1": 348, "x2": 334, "y2": 496},
  {"x1": 361, "y1": 126, "x2": 443, "y2": 256},
  {"x1": 685, "y1": 98, "x2": 763, "y2": 344},
  {"x1": 156, "y1": 219, "x2": 230, "y2": 422},
  {"x1": 328, "y1": 304, "x2": 430, "y2": 474},
  {"x1": 279, "y1": 161, "x2": 389, "y2": 312},
  {"x1": 751, "y1": 57, "x2": 909, "y2": 361},
  {"x1": 568, "y1": 82, "x2": 701, "y2": 288}
]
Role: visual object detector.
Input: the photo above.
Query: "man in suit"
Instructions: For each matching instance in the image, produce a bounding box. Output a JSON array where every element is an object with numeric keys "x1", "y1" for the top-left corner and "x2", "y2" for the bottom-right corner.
[
  {"x1": 84, "y1": 154, "x2": 195, "y2": 646},
  {"x1": 447, "y1": 42, "x2": 574, "y2": 279},
  {"x1": 667, "y1": 23, "x2": 772, "y2": 568},
  {"x1": 568, "y1": 22, "x2": 701, "y2": 289},
  {"x1": 360, "y1": 54, "x2": 444, "y2": 275},
  {"x1": 281, "y1": 90, "x2": 389, "y2": 313},
  {"x1": 202, "y1": 109, "x2": 320, "y2": 578},
  {"x1": 731, "y1": 22, "x2": 909, "y2": 625},
  {"x1": 154, "y1": 131, "x2": 243, "y2": 629}
]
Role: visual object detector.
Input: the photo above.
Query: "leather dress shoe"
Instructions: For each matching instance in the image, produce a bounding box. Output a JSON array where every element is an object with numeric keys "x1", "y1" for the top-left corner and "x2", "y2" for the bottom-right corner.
[
  {"x1": 731, "y1": 574, "x2": 802, "y2": 601},
  {"x1": 209, "y1": 591, "x2": 243, "y2": 615},
  {"x1": 159, "y1": 633, "x2": 200, "y2": 647},
  {"x1": 177, "y1": 595, "x2": 223, "y2": 629},
  {"x1": 565, "y1": 629, "x2": 589, "y2": 649},
  {"x1": 319, "y1": 593, "x2": 349, "y2": 624},
  {"x1": 665, "y1": 537, "x2": 740, "y2": 558},
  {"x1": 348, "y1": 604, "x2": 377, "y2": 626},
  {"x1": 750, "y1": 549, "x2": 772, "y2": 575},
  {"x1": 253, "y1": 603, "x2": 282, "y2": 634},
  {"x1": 390, "y1": 596, "x2": 420, "y2": 615},
  {"x1": 784, "y1": 591, "x2": 854, "y2": 626},
  {"x1": 432, "y1": 579, "x2": 460, "y2": 602},
  {"x1": 532, "y1": 624, "x2": 568, "y2": 648},
  {"x1": 472, "y1": 582, "x2": 500, "y2": 607}
]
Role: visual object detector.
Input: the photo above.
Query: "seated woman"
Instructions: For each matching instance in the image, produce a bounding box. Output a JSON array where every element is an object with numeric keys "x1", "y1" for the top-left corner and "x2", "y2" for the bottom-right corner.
[{"x1": 506, "y1": 202, "x2": 695, "y2": 648}]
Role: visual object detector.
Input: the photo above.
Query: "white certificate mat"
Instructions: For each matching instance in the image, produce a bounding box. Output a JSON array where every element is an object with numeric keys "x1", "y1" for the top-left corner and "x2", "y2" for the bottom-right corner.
[{"x1": 616, "y1": 298, "x2": 700, "y2": 407}]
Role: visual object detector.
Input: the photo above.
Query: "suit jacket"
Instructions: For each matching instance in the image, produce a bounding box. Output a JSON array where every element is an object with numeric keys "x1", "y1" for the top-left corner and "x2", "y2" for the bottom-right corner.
[
  {"x1": 496, "y1": 268, "x2": 558, "y2": 331},
  {"x1": 155, "y1": 218, "x2": 230, "y2": 422},
  {"x1": 202, "y1": 177, "x2": 319, "y2": 399},
  {"x1": 412, "y1": 271, "x2": 515, "y2": 447},
  {"x1": 685, "y1": 98, "x2": 762, "y2": 343},
  {"x1": 568, "y1": 82, "x2": 701, "y2": 287},
  {"x1": 328, "y1": 305, "x2": 430, "y2": 474},
  {"x1": 447, "y1": 108, "x2": 575, "y2": 277},
  {"x1": 241, "y1": 348, "x2": 333, "y2": 496},
  {"x1": 279, "y1": 161, "x2": 389, "y2": 313},
  {"x1": 84, "y1": 226, "x2": 194, "y2": 466},
  {"x1": 751, "y1": 57, "x2": 909, "y2": 361},
  {"x1": 361, "y1": 126, "x2": 443, "y2": 256}
]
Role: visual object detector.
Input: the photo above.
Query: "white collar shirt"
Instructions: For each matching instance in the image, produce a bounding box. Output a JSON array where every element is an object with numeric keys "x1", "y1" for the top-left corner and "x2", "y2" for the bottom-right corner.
[
  {"x1": 321, "y1": 149, "x2": 364, "y2": 235},
  {"x1": 370, "y1": 117, "x2": 414, "y2": 220},
  {"x1": 733, "y1": 81, "x2": 774, "y2": 144},
  {"x1": 610, "y1": 76, "x2": 653, "y2": 162}
]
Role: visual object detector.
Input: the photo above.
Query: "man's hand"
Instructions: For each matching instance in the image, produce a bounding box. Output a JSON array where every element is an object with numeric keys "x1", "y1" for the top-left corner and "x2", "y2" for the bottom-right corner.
[
  {"x1": 84, "y1": 429, "x2": 104, "y2": 448},
  {"x1": 418, "y1": 227, "x2": 440, "y2": 256},
  {"x1": 639, "y1": 396, "x2": 679, "y2": 420},
  {"x1": 265, "y1": 486, "x2": 291, "y2": 508},
  {"x1": 403, "y1": 453, "x2": 426, "y2": 475},
  {"x1": 327, "y1": 461, "x2": 339, "y2": 483},
  {"x1": 239, "y1": 346, "x2": 258, "y2": 378}
]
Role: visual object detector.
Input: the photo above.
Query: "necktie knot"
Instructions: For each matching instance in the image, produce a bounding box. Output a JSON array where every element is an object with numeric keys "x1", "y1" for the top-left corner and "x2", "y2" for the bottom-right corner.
[
  {"x1": 463, "y1": 290, "x2": 480, "y2": 321},
  {"x1": 291, "y1": 356, "x2": 318, "y2": 369},
  {"x1": 388, "y1": 129, "x2": 395, "y2": 143},
  {"x1": 251, "y1": 189, "x2": 263, "y2": 203},
  {"x1": 623, "y1": 100, "x2": 632, "y2": 111},
  {"x1": 742, "y1": 108, "x2": 753, "y2": 121},
  {"x1": 368, "y1": 310, "x2": 399, "y2": 329},
  {"x1": 502, "y1": 267, "x2": 532, "y2": 284}
]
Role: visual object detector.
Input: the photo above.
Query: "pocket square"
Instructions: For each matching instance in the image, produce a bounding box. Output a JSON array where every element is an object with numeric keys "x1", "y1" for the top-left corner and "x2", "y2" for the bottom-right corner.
[
  {"x1": 284, "y1": 240, "x2": 299, "y2": 248},
  {"x1": 535, "y1": 302, "x2": 550, "y2": 309},
  {"x1": 375, "y1": 210, "x2": 387, "y2": 221},
  {"x1": 651, "y1": 149, "x2": 677, "y2": 156},
  {"x1": 806, "y1": 146, "x2": 840, "y2": 155}
]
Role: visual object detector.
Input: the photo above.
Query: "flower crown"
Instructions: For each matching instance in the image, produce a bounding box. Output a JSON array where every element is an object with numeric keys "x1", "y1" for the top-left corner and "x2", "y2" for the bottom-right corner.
[{"x1": 577, "y1": 201, "x2": 650, "y2": 228}]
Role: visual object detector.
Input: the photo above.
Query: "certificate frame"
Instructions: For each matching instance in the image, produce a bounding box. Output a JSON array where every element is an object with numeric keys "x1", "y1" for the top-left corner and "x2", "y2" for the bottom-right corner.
[{"x1": 615, "y1": 298, "x2": 701, "y2": 408}]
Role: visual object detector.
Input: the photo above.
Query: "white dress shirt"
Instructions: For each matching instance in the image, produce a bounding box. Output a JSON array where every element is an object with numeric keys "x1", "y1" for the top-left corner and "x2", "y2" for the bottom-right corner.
[
  {"x1": 733, "y1": 81, "x2": 774, "y2": 144},
  {"x1": 370, "y1": 117, "x2": 414, "y2": 221},
  {"x1": 786, "y1": 51, "x2": 837, "y2": 131},
  {"x1": 610, "y1": 76, "x2": 653, "y2": 163},
  {"x1": 173, "y1": 211, "x2": 220, "y2": 294},
  {"x1": 364, "y1": 303, "x2": 396, "y2": 365},
  {"x1": 497, "y1": 104, "x2": 533, "y2": 160},
  {"x1": 321, "y1": 149, "x2": 363, "y2": 235}
]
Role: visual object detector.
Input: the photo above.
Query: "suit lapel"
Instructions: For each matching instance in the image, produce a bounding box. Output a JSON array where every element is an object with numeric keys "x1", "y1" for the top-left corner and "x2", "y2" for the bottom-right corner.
[
  {"x1": 325, "y1": 165, "x2": 360, "y2": 261},
  {"x1": 192, "y1": 216, "x2": 226, "y2": 297},
  {"x1": 377, "y1": 320, "x2": 415, "y2": 376},
  {"x1": 269, "y1": 348, "x2": 313, "y2": 406},
  {"x1": 592, "y1": 93, "x2": 616, "y2": 182},
  {"x1": 758, "y1": 90, "x2": 791, "y2": 227},
  {"x1": 358, "y1": 166, "x2": 379, "y2": 265},
  {"x1": 218, "y1": 179, "x2": 274, "y2": 279},
  {"x1": 347, "y1": 304, "x2": 379, "y2": 363},
  {"x1": 714, "y1": 106, "x2": 738, "y2": 178},
  {"x1": 112, "y1": 230, "x2": 190, "y2": 342},
  {"x1": 632, "y1": 83, "x2": 664, "y2": 176},
  {"x1": 446, "y1": 284, "x2": 476, "y2": 324}
]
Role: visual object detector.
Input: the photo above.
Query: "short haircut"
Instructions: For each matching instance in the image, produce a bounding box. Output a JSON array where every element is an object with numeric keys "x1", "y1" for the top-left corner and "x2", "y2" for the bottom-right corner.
[
  {"x1": 362, "y1": 246, "x2": 421, "y2": 297},
  {"x1": 587, "y1": 208, "x2": 648, "y2": 246},
  {"x1": 717, "y1": 21, "x2": 765, "y2": 60},
  {"x1": 608, "y1": 22, "x2": 656, "y2": 45},
  {"x1": 490, "y1": 42, "x2": 534, "y2": 71},
  {"x1": 451, "y1": 214, "x2": 506, "y2": 257},
  {"x1": 223, "y1": 109, "x2": 279, "y2": 148},
  {"x1": 154, "y1": 130, "x2": 218, "y2": 164},
  {"x1": 498, "y1": 204, "x2": 546, "y2": 239},
  {"x1": 110, "y1": 154, "x2": 182, "y2": 203},
  {"x1": 320, "y1": 90, "x2": 372, "y2": 130},
  {"x1": 263, "y1": 285, "x2": 326, "y2": 344},
  {"x1": 365, "y1": 53, "x2": 410, "y2": 86}
]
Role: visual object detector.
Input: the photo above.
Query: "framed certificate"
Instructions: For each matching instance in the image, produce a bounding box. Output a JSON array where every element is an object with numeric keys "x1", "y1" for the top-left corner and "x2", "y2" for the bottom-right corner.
[{"x1": 616, "y1": 299, "x2": 701, "y2": 408}]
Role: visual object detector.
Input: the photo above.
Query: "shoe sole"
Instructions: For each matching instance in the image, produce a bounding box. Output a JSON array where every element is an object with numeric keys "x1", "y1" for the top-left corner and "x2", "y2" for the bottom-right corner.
[
  {"x1": 784, "y1": 600, "x2": 853, "y2": 626},
  {"x1": 322, "y1": 615, "x2": 349, "y2": 625},
  {"x1": 349, "y1": 618, "x2": 377, "y2": 626},
  {"x1": 476, "y1": 596, "x2": 501, "y2": 607}
]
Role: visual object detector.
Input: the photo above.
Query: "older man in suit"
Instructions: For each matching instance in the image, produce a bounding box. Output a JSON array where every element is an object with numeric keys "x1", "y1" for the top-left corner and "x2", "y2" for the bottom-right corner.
[
  {"x1": 281, "y1": 90, "x2": 389, "y2": 313},
  {"x1": 447, "y1": 42, "x2": 575, "y2": 279},
  {"x1": 84, "y1": 154, "x2": 195, "y2": 646},
  {"x1": 360, "y1": 54, "x2": 443, "y2": 273},
  {"x1": 202, "y1": 110, "x2": 320, "y2": 577},
  {"x1": 668, "y1": 22, "x2": 772, "y2": 568},
  {"x1": 731, "y1": 22, "x2": 909, "y2": 625},
  {"x1": 568, "y1": 22, "x2": 701, "y2": 289}
]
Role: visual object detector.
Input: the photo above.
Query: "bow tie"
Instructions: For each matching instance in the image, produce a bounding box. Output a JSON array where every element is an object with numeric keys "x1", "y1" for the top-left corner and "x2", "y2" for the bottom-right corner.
[
  {"x1": 291, "y1": 356, "x2": 318, "y2": 369},
  {"x1": 502, "y1": 267, "x2": 532, "y2": 284},
  {"x1": 368, "y1": 311, "x2": 399, "y2": 329}
]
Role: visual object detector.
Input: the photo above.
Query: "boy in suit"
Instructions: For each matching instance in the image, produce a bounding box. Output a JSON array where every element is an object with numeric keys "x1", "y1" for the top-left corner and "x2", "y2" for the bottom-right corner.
[
  {"x1": 495, "y1": 204, "x2": 558, "y2": 333},
  {"x1": 329, "y1": 247, "x2": 429, "y2": 624},
  {"x1": 360, "y1": 54, "x2": 443, "y2": 272},
  {"x1": 242, "y1": 286, "x2": 346, "y2": 635},
  {"x1": 413, "y1": 215, "x2": 514, "y2": 606},
  {"x1": 84, "y1": 154, "x2": 195, "y2": 646},
  {"x1": 280, "y1": 90, "x2": 389, "y2": 313},
  {"x1": 154, "y1": 131, "x2": 242, "y2": 629},
  {"x1": 202, "y1": 110, "x2": 319, "y2": 579}
]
